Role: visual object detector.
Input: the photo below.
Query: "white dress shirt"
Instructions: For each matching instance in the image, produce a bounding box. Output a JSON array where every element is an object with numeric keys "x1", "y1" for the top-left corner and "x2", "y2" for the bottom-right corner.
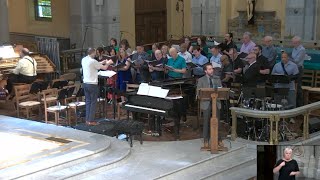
[{"x1": 13, "y1": 55, "x2": 37, "y2": 76}]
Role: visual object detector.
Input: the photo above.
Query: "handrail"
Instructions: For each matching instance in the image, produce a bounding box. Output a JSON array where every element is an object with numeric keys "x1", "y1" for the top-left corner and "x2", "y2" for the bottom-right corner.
[{"x1": 230, "y1": 101, "x2": 320, "y2": 145}]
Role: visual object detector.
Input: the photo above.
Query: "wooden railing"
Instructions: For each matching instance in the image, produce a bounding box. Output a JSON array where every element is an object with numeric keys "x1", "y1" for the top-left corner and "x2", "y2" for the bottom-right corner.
[
  {"x1": 230, "y1": 101, "x2": 320, "y2": 145},
  {"x1": 60, "y1": 48, "x2": 84, "y2": 73}
]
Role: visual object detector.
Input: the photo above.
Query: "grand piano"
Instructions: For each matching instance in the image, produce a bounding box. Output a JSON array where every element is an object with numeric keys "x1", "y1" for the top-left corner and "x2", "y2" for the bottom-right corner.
[{"x1": 123, "y1": 78, "x2": 197, "y2": 140}]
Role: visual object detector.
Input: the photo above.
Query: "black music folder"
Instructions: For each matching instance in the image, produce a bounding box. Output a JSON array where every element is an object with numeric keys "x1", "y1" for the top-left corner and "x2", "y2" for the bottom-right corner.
[
  {"x1": 52, "y1": 80, "x2": 68, "y2": 89},
  {"x1": 66, "y1": 86, "x2": 75, "y2": 98},
  {"x1": 29, "y1": 81, "x2": 49, "y2": 94},
  {"x1": 102, "y1": 55, "x2": 118, "y2": 63},
  {"x1": 186, "y1": 62, "x2": 198, "y2": 68},
  {"x1": 111, "y1": 63, "x2": 126, "y2": 69},
  {"x1": 145, "y1": 60, "x2": 162, "y2": 67},
  {"x1": 270, "y1": 74, "x2": 290, "y2": 84}
]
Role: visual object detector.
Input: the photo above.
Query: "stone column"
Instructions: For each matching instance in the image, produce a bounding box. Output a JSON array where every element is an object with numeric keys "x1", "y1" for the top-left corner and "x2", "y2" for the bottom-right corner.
[
  {"x1": 70, "y1": 0, "x2": 120, "y2": 49},
  {"x1": 0, "y1": 0, "x2": 10, "y2": 44}
]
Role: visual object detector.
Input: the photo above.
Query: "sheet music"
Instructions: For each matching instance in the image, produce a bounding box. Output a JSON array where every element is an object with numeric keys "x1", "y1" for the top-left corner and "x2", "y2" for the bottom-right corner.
[
  {"x1": 0, "y1": 46, "x2": 19, "y2": 59},
  {"x1": 137, "y1": 83, "x2": 150, "y2": 95},
  {"x1": 137, "y1": 83, "x2": 169, "y2": 98},
  {"x1": 148, "y1": 86, "x2": 169, "y2": 98},
  {"x1": 98, "y1": 70, "x2": 117, "y2": 77}
]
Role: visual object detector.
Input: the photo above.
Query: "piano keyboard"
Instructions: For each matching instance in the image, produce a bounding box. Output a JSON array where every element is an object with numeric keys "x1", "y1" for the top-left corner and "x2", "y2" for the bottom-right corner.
[{"x1": 124, "y1": 104, "x2": 166, "y2": 113}]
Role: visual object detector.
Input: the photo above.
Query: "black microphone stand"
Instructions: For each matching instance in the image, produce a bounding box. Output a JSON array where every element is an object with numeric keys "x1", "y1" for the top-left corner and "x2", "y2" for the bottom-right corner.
[
  {"x1": 112, "y1": 59, "x2": 120, "y2": 120},
  {"x1": 80, "y1": 26, "x2": 89, "y2": 57},
  {"x1": 80, "y1": 25, "x2": 105, "y2": 57}
]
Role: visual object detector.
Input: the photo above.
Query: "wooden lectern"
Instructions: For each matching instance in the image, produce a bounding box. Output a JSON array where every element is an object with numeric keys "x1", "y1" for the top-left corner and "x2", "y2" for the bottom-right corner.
[{"x1": 198, "y1": 88, "x2": 229, "y2": 154}]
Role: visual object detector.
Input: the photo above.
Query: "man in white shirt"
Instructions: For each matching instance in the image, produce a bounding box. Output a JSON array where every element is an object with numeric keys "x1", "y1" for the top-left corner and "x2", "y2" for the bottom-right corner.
[
  {"x1": 7, "y1": 48, "x2": 37, "y2": 94},
  {"x1": 82, "y1": 48, "x2": 112, "y2": 125},
  {"x1": 178, "y1": 43, "x2": 192, "y2": 63}
]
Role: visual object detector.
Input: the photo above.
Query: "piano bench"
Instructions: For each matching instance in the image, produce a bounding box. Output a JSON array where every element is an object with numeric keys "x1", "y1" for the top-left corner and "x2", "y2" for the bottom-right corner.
[{"x1": 114, "y1": 120, "x2": 144, "y2": 147}]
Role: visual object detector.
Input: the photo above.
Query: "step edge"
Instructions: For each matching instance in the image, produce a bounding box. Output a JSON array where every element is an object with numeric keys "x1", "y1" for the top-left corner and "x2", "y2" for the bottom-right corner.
[{"x1": 153, "y1": 146, "x2": 246, "y2": 179}]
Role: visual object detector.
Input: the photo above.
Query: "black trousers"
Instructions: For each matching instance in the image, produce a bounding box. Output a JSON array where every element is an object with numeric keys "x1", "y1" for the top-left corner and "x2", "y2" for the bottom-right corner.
[{"x1": 7, "y1": 74, "x2": 36, "y2": 93}]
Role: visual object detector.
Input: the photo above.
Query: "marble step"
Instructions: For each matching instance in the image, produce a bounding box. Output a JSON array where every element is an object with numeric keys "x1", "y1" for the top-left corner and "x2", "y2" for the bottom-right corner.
[
  {"x1": 0, "y1": 124, "x2": 112, "y2": 180},
  {"x1": 207, "y1": 162, "x2": 256, "y2": 180},
  {"x1": 201, "y1": 152, "x2": 256, "y2": 180},
  {"x1": 24, "y1": 138, "x2": 131, "y2": 180},
  {"x1": 155, "y1": 146, "x2": 256, "y2": 180}
]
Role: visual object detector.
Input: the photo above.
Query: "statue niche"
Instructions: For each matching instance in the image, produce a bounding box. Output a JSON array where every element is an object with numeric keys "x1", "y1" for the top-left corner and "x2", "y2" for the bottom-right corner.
[{"x1": 228, "y1": 11, "x2": 281, "y2": 39}]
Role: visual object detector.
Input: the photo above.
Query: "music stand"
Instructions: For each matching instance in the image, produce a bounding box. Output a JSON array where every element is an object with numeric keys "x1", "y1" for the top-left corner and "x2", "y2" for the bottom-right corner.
[
  {"x1": 269, "y1": 75, "x2": 290, "y2": 84},
  {"x1": 75, "y1": 87, "x2": 84, "y2": 97},
  {"x1": 66, "y1": 86, "x2": 75, "y2": 98},
  {"x1": 52, "y1": 80, "x2": 68, "y2": 89},
  {"x1": 57, "y1": 88, "x2": 68, "y2": 101},
  {"x1": 29, "y1": 81, "x2": 49, "y2": 94},
  {"x1": 242, "y1": 87, "x2": 256, "y2": 99}
]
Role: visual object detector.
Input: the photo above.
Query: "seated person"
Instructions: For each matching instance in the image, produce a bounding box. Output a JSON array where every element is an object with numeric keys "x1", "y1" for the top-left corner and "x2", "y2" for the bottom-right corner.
[
  {"x1": 271, "y1": 52, "x2": 299, "y2": 108},
  {"x1": 192, "y1": 46, "x2": 209, "y2": 77},
  {"x1": 165, "y1": 48, "x2": 186, "y2": 79},
  {"x1": 131, "y1": 44, "x2": 150, "y2": 83},
  {"x1": 148, "y1": 50, "x2": 166, "y2": 81},
  {"x1": 7, "y1": 48, "x2": 37, "y2": 94},
  {"x1": 196, "y1": 63, "x2": 224, "y2": 150}
]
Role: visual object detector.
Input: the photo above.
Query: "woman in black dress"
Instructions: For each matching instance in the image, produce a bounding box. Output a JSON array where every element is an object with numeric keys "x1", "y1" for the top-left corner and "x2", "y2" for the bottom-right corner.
[{"x1": 273, "y1": 147, "x2": 300, "y2": 180}]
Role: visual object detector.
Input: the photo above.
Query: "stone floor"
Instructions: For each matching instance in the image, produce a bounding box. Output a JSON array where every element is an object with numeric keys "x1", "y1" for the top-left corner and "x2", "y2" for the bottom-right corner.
[{"x1": 0, "y1": 115, "x2": 257, "y2": 180}]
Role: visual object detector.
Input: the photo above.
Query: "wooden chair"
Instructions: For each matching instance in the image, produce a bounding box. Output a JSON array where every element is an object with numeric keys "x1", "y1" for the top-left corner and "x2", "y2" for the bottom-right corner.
[
  {"x1": 314, "y1": 70, "x2": 320, "y2": 87},
  {"x1": 60, "y1": 73, "x2": 77, "y2": 85},
  {"x1": 14, "y1": 84, "x2": 41, "y2": 119},
  {"x1": 67, "y1": 87, "x2": 86, "y2": 125},
  {"x1": 302, "y1": 69, "x2": 315, "y2": 87},
  {"x1": 42, "y1": 88, "x2": 69, "y2": 125}
]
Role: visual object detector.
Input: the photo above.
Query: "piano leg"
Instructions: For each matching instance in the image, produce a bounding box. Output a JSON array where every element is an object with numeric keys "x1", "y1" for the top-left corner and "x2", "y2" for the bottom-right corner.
[
  {"x1": 156, "y1": 116, "x2": 162, "y2": 136},
  {"x1": 174, "y1": 115, "x2": 181, "y2": 140}
]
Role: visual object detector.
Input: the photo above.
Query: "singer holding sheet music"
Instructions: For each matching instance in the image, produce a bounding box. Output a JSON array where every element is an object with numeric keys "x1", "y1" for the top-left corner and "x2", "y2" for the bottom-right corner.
[
  {"x1": 116, "y1": 48, "x2": 132, "y2": 103},
  {"x1": 192, "y1": 46, "x2": 209, "y2": 77},
  {"x1": 82, "y1": 48, "x2": 112, "y2": 126},
  {"x1": 148, "y1": 50, "x2": 166, "y2": 81},
  {"x1": 197, "y1": 63, "x2": 224, "y2": 151},
  {"x1": 131, "y1": 44, "x2": 150, "y2": 83},
  {"x1": 271, "y1": 52, "x2": 299, "y2": 108},
  {"x1": 273, "y1": 147, "x2": 300, "y2": 180},
  {"x1": 166, "y1": 48, "x2": 186, "y2": 79}
]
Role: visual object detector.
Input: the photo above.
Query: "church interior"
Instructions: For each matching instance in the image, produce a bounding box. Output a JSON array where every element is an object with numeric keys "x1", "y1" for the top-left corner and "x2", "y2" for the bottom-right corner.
[{"x1": 1, "y1": 0, "x2": 320, "y2": 179}]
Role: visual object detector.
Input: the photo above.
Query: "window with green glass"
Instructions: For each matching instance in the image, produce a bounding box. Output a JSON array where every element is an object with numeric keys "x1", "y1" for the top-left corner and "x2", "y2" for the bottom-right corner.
[{"x1": 34, "y1": 0, "x2": 52, "y2": 21}]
